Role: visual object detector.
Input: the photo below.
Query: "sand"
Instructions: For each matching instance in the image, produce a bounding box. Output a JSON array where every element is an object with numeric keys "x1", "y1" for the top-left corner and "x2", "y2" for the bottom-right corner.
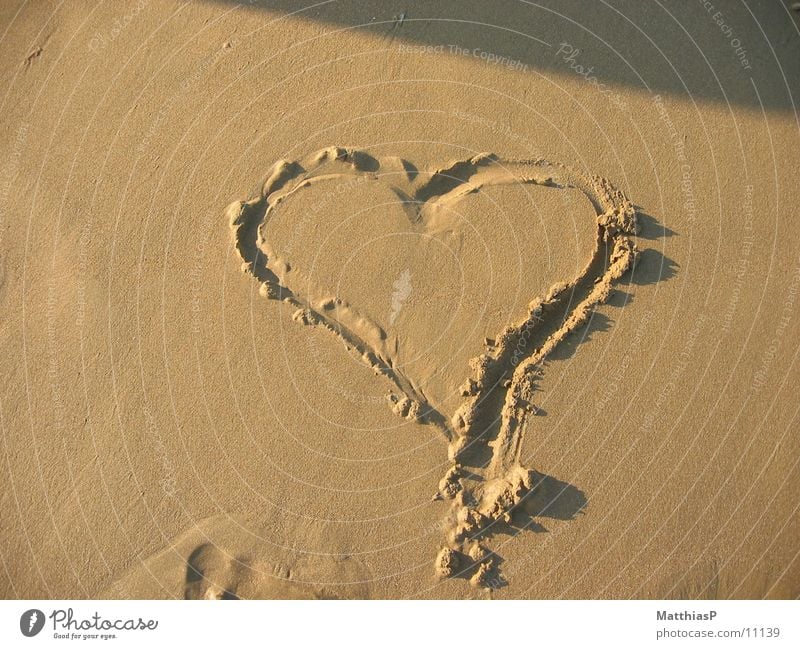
[{"x1": 1, "y1": 0, "x2": 799, "y2": 599}]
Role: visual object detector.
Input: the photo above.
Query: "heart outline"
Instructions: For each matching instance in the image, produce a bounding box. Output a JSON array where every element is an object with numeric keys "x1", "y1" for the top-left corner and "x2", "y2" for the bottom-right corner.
[{"x1": 227, "y1": 146, "x2": 638, "y2": 587}]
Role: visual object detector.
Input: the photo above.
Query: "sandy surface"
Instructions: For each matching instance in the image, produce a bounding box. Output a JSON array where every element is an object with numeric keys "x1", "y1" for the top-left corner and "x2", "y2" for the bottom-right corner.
[{"x1": 1, "y1": 0, "x2": 799, "y2": 599}]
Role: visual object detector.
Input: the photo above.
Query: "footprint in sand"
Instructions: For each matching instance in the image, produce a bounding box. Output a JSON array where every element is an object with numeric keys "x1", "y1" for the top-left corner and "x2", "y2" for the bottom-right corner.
[
  {"x1": 102, "y1": 515, "x2": 372, "y2": 599},
  {"x1": 227, "y1": 147, "x2": 638, "y2": 588}
]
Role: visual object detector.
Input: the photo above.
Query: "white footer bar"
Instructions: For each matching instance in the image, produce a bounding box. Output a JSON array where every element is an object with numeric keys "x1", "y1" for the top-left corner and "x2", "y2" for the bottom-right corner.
[{"x1": 1, "y1": 600, "x2": 796, "y2": 648}]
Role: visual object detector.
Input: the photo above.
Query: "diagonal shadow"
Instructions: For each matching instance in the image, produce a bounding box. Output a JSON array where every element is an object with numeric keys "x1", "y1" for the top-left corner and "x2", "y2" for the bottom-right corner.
[{"x1": 207, "y1": 0, "x2": 799, "y2": 111}]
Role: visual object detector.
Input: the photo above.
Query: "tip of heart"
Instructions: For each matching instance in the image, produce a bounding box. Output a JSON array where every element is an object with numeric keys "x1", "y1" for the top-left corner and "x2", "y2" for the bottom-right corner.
[{"x1": 226, "y1": 146, "x2": 639, "y2": 589}]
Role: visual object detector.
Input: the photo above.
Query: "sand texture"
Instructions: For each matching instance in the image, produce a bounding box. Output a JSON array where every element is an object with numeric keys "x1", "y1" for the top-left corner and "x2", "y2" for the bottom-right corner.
[{"x1": 1, "y1": 0, "x2": 799, "y2": 599}]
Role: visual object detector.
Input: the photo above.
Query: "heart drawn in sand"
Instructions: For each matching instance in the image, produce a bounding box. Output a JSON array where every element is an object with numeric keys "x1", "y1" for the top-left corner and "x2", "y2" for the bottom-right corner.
[{"x1": 226, "y1": 146, "x2": 638, "y2": 588}]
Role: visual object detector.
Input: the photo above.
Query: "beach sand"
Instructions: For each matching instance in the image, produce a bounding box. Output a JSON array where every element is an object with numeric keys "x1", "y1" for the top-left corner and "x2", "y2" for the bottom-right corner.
[{"x1": 1, "y1": 0, "x2": 799, "y2": 598}]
